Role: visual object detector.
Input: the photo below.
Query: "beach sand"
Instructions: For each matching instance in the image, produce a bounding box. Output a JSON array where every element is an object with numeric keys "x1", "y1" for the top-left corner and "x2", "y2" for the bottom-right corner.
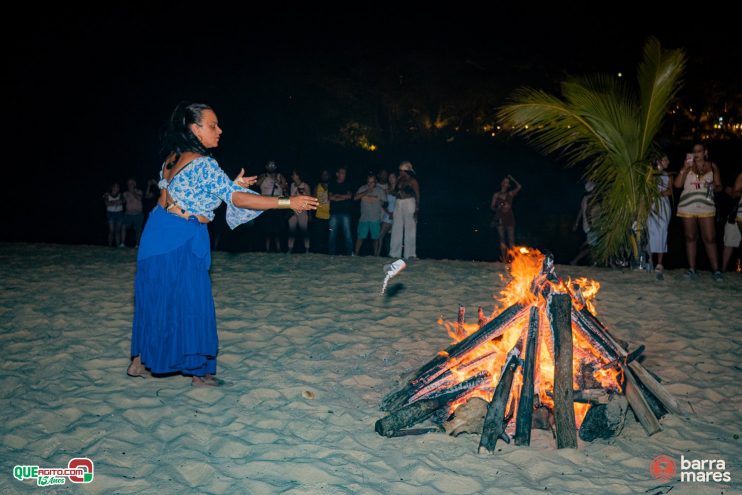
[{"x1": 1, "y1": 242, "x2": 740, "y2": 494}]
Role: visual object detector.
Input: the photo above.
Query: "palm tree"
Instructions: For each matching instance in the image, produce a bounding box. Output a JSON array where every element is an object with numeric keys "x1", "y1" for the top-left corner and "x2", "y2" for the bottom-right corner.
[{"x1": 497, "y1": 38, "x2": 685, "y2": 263}]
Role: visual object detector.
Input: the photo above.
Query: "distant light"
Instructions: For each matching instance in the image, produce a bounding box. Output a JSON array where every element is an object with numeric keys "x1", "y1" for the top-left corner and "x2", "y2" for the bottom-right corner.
[
  {"x1": 368, "y1": 144, "x2": 377, "y2": 151},
  {"x1": 617, "y1": 72, "x2": 623, "y2": 78},
  {"x1": 491, "y1": 132, "x2": 496, "y2": 137},
  {"x1": 496, "y1": 125, "x2": 501, "y2": 130},
  {"x1": 689, "y1": 108, "x2": 693, "y2": 112},
  {"x1": 524, "y1": 125, "x2": 529, "y2": 129},
  {"x1": 719, "y1": 117, "x2": 723, "y2": 121}
]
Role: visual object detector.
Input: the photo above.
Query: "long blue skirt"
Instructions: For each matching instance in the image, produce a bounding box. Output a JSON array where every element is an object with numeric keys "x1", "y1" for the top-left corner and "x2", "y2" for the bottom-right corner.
[{"x1": 131, "y1": 206, "x2": 217, "y2": 376}]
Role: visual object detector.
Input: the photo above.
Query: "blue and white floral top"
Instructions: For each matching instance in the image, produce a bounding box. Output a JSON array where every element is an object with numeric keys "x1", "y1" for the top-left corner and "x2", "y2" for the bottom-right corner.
[{"x1": 159, "y1": 156, "x2": 263, "y2": 229}]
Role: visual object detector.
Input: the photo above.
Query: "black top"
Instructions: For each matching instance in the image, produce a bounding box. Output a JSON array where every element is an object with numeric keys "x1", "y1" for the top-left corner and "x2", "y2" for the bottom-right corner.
[{"x1": 329, "y1": 180, "x2": 353, "y2": 214}]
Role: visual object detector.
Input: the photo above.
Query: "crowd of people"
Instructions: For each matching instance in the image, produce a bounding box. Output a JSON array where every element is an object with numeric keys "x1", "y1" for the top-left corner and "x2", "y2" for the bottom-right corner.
[
  {"x1": 123, "y1": 101, "x2": 741, "y2": 389},
  {"x1": 569, "y1": 144, "x2": 742, "y2": 280},
  {"x1": 106, "y1": 161, "x2": 421, "y2": 259}
]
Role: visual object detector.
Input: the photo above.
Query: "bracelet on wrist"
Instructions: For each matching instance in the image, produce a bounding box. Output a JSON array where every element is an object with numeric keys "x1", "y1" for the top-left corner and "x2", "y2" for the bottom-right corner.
[{"x1": 277, "y1": 197, "x2": 291, "y2": 208}]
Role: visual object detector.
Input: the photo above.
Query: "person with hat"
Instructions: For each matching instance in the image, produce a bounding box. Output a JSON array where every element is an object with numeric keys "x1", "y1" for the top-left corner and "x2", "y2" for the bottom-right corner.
[{"x1": 390, "y1": 161, "x2": 420, "y2": 259}]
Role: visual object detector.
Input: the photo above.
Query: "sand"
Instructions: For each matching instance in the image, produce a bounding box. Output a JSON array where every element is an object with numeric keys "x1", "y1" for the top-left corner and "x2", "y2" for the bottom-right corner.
[{"x1": 1, "y1": 242, "x2": 740, "y2": 494}]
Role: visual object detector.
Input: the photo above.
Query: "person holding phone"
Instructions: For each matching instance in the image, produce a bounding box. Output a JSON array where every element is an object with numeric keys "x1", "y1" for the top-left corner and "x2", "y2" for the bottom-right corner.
[{"x1": 674, "y1": 143, "x2": 723, "y2": 280}]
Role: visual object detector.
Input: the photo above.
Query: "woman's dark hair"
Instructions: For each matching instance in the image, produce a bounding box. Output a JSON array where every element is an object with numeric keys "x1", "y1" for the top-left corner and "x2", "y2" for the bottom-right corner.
[
  {"x1": 650, "y1": 151, "x2": 668, "y2": 166},
  {"x1": 161, "y1": 102, "x2": 213, "y2": 162}
]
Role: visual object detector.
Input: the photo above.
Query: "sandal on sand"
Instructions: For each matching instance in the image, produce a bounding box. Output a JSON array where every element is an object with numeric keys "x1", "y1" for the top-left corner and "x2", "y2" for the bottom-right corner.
[
  {"x1": 191, "y1": 375, "x2": 225, "y2": 387},
  {"x1": 655, "y1": 264, "x2": 664, "y2": 281}
]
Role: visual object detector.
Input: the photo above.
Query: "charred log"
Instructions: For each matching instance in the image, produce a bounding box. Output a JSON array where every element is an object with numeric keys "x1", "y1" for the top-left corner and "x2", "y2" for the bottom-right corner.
[
  {"x1": 549, "y1": 293, "x2": 577, "y2": 449},
  {"x1": 478, "y1": 344, "x2": 521, "y2": 454},
  {"x1": 515, "y1": 306, "x2": 540, "y2": 446},
  {"x1": 375, "y1": 373, "x2": 490, "y2": 437},
  {"x1": 624, "y1": 365, "x2": 662, "y2": 436},
  {"x1": 381, "y1": 303, "x2": 526, "y2": 412}
]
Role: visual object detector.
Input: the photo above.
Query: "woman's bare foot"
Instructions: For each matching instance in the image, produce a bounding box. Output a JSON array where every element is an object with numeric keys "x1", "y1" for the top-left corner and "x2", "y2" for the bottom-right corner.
[
  {"x1": 191, "y1": 375, "x2": 224, "y2": 387},
  {"x1": 126, "y1": 356, "x2": 151, "y2": 378}
]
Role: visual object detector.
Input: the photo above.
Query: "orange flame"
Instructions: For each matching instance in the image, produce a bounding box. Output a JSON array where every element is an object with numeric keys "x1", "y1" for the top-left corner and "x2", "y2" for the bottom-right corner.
[
  {"x1": 496, "y1": 246, "x2": 545, "y2": 309},
  {"x1": 435, "y1": 246, "x2": 621, "y2": 431}
]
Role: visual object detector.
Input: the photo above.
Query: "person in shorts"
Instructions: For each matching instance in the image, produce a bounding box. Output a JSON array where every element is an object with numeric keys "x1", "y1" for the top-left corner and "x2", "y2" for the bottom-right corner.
[{"x1": 354, "y1": 171, "x2": 387, "y2": 256}]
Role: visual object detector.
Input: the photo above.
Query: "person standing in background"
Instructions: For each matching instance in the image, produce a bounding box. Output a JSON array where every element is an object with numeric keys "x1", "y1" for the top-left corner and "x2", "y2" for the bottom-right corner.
[
  {"x1": 354, "y1": 171, "x2": 387, "y2": 256},
  {"x1": 390, "y1": 161, "x2": 420, "y2": 259},
  {"x1": 328, "y1": 167, "x2": 353, "y2": 255},
  {"x1": 103, "y1": 182, "x2": 125, "y2": 247},
  {"x1": 122, "y1": 178, "x2": 144, "y2": 247},
  {"x1": 675, "y1": 143, "x2": 723, "y2": 281},
  {"x1": 721, "y1": 170, "x2": 742, "y2": 273},
  {"x1": 378, "y1": 171, "x2": 397, "y2": 256},
  {"x1": 646, "y1": 154, "x2": 672, "y2": 279},
  {"x1": 256, "y1": 161, "x2": 288, "y2": 252},
  {"x1": 287, "y1": 169, "x2": 311, "y2": 253},
  {"x1": 312, "y1": 169, "x2": 331, "y2": 253},
  {"x1": 490, "y1": 174, "x2": 522, "y2": 262}
]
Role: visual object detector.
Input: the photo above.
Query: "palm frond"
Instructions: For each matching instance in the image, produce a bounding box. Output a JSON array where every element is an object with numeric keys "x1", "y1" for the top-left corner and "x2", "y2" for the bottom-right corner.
[
  {"x1": 637, "y1": 37, "x2": 686, "y2": 154},
  {"x1": 497, "y1": 38, "x2": 686, "y2": 262}
]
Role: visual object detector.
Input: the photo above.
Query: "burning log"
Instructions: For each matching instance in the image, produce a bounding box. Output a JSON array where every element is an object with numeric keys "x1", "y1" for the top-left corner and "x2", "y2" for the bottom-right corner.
[
  {"x1": 377, "y1": 246, "x2": 681, "y2": 450},
  {"x1": 549, "y1": 293, "x2": 577, "y2": 449},
  {"x1": 380, "y1": 303, "x2": 526, "y2": 412},
  {"x1": 375, "y1": 373, "x2": 489, "y2": 437},
  {"x1": 577, "y1": 361, "x2": 603, "y2": 390},
  {"x1": 580, "y1": 303, "x2": 683, "y2": 417},
  {"x1": 572, "y1": 309, "x2": 620, "y2": 361},
  {"x1": 413, "y1": 303, "x2": 526, "y2": 384},
  {"x1": 478, "y1": 343, "x2": 522, "y2": 454},
  {"x1": 578, "y1": 392, "x2": 628, "y2": 441},
  {"x1": 455, "y1": 304, "x2": 466, "y2": 339},
  {"x1": 514, "y1": 306, "x2": 540, "y2": 446},
  {"x1": 571, "y1": 286, "x2": 683, "y2": 421},
  {"x1": 401, "y1": 350, "x2": 499, "y2": 407},
  {"x1": 583, "y1": 325, "x2": 679, "y2": 422}
]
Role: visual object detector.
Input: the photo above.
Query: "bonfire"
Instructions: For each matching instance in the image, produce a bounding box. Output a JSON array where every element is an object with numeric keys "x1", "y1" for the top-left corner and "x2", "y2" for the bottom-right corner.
[{"x1": 376, "y1": 247, "x2": 684, "y2": 452}]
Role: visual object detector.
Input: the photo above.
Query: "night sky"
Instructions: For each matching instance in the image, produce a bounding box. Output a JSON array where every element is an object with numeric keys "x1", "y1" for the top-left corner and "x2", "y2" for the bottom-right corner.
[{"x1": 5, "y1": 6, "x2": 741, "y2": 263}]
